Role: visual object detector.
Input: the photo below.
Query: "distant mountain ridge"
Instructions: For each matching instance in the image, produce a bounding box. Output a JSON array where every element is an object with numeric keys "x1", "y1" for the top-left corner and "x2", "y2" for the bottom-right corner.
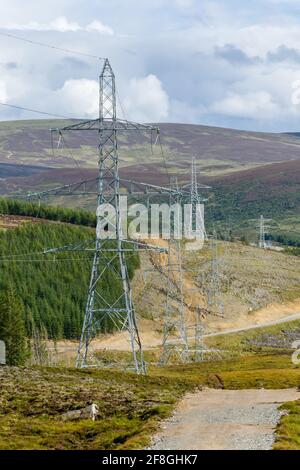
[
  {"x1": 0, "y1": 119, "x2": 299, "y2": 239},
  {"x1": 203, "y1": 159, "x2": 300, "y2": 229},
  {"x1": 0, "y1": 120, "x2": 300, "y2": 177}
]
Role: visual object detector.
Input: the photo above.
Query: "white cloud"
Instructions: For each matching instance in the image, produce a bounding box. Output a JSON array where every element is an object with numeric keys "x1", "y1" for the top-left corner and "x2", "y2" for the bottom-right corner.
[
  {"x1": 124, "y1": 74, "x2": 169, "y2": 122},
  {"x1": 86, "y1": 20, "x2": 114, "y2": 36},
  {"x1": 221, "y1": 24, "x2": 300, "y2": 58},
  {"x1": 1, "y1": 0, "x2": 300, "y2": 130},
  {"x1": 3, "y1": 16, "x2": 80, "y2": 32},
  {"x1": 2, "y1": 16, "x2": 114, "y2": 35},
  {"x1": 48, "y1": 17, "x2": 80, "y2": 32},
  {"x1": 55, "y1": 79, "x2": 99, "y2": 117},
  {"x1": 210, "y1": 91, "x2": 277, "y2": 119}
]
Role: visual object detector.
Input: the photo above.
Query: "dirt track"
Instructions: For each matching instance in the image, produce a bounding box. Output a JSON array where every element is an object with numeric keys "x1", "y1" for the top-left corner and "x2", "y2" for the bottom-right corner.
[
  {"x1": 49, "y1": 309, "x2": 300, "y2": 364},
  {"x1": 204, "y1": 312, "x2": 300, "y2": 338},
  {"x1": 150, "y1": 388, "x2": 299, "y2": 450}
]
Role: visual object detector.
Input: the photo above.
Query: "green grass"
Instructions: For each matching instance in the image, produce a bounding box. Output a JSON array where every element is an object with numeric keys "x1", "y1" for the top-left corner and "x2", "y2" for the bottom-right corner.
[
  {"x1": 150, "y1": 353, "x2": 300, "y2": 390},
  {"x1": 274, "y1": 399, "x2": 300, "y2": 450},
  {"x1": 204, "y1": 319, "x2": 300, "y2": 358},
  {"x1": 0, "y1": 366, "x2": 191, "y2": 450},
  {"x1": 1, "y1": 349, "x2": 300, "y2": 449},
  {"x1": 2, "y1": 318, "x2": 300, "y2": 450}
]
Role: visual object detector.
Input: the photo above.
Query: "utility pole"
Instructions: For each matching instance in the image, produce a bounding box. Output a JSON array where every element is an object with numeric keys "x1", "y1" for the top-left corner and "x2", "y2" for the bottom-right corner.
[
  {"x1": 194, "y1": 307, "x2": 204, "y2": 362},
  {"x1": 189, "y1": 157, "x2": 207, "y2": 239},
  {"x1": 206, "y1": 230, "x2": 224, "y2": 317},
  {"x1": 49, "y1": 59, "x2": 162, "y2": 374},
  {"x1": 258, "y1": 215, "x2": 271, "y2": 249},
  {"x1": 160, "y1": 158, "x2": 210, "y2": 365},
  {"x1": 160, "y1": 178, "x2": 189, "y2": 365},
  {"x1": 23, "y1": 73, "x2": 213, "y2": 370},
  {"x1": 188, "y1": 157, "x2": 210, "y2": 360}
]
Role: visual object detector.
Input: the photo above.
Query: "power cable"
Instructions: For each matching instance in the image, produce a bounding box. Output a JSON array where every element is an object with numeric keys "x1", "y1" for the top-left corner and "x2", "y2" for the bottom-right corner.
[
  {"x1": 0, "y1": 31, "x2": 106, "y2": 61},
  {"x1": 0, "y1": 101, "x2": 75, "y2": 119},
  {"x1": 59, "y1": 132, "x2": 86, "y2": 180},
  {"x1": 157, "y1": 132, "x2": 170, "y2": 182},
  {"x1": 0, "y1": 257, "x2": 94, "y2": 263}
]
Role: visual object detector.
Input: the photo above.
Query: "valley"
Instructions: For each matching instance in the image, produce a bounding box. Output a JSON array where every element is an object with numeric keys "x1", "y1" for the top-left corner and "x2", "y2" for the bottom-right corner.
[
  {"x1": 0, "y1": 119, "x2": 299, "y2": 451},
  {"x1": 0, "y1": 120, "x2": 299, "y2": 246}
]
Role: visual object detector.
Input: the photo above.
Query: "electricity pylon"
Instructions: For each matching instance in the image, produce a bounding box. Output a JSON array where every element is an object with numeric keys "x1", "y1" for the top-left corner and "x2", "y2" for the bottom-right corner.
[
  {"x1": 194, "y1": 307, "x2": 205, "y2": 362},
  {"x1": 49, "y1": 59, "x2": 161, "y2": 374},
  {"x1": 206, "y1": 230, "x2": 224, "y2": 317},
  {"x1": 186, "y1": 157, "x2": 210, "y2": 360},
  {"x1": 189, "y1": 157, "x2": 207, "y2": 239},
  {"x1": 160, "y1": 178, "x2": 189, "y2": 365},
  {"x1": 160, "y1": 238, "x2": 189, "y2": 364},
  {"x1": 159, "y1": 159, "x2": 210, "y2": 365},
  {"x1": 257, "y1": 215, "x2": 272, "y2": 249}
]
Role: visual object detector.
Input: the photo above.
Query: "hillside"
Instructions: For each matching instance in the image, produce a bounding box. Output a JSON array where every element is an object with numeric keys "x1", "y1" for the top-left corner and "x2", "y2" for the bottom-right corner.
[
  {"x1": 1, "y1": 119, "x2": 300, "y2": 178},
  {"x1": 0, "y1": 119, "x2": 299, "y2": 242},
  {"x1": 133, "y1": 239, "x2": 300, "y2": 334},
  {"x1": 0, "y1": 210, "x2": 139, "y2": 340},
  {"x1": 0, "y1": 208, "x2": 299, "y2": 451},
  {"x1": 0, "y1": 366, "x2": 191, "y2": 450},
  {"x1": 1, "y1": 200, "x2": 299, "y2": 359},
  {"x1": 205, "y1": 159, "x2": 300, "y2": 215},
  {"x1": 203, "y1": 159, "x2": 300, "y2": 240},
  {"x1": 0, "y1": 350, "x2": 299, "y2": 449},
  {"x1": 1, "y1": 158, "x2": 299, "y2": 244},
  {"x1": 57, "y1": 238, "x2": 300, "y2": 362}
]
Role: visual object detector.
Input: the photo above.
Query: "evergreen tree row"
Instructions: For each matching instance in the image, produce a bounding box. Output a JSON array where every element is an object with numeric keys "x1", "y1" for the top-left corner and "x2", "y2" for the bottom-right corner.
[
  {"x1": 0, "y1": 197, "x2": 96, "y2": 227},
  {"x1": 0, "y1": 285, "x2": 27, "y2": 365},
  {"x1": 0, "y1": 221, "x2": 139, "y2": 344}
]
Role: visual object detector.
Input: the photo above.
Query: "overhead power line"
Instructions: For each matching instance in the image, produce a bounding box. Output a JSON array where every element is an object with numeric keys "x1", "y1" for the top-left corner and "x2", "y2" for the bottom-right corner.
[
  {"x1": 0, "y1": 101, "x2": 76, "y2": 119},
  {"x1": 0, "y1": 31, "x2": 106, "y2": 61}
]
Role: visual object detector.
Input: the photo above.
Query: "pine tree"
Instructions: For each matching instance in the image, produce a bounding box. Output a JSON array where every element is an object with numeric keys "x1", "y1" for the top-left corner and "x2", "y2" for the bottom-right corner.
[
  {"x1": 0, "y1": 208, "x2": 139, "y2": 340},
  {"x1": 0, "y1": 285, "x2": 27, "y2": 365}
]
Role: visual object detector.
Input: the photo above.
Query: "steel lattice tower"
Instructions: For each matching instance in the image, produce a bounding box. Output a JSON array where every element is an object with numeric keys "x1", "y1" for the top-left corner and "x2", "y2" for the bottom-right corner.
[
  {"x1": 188, "y1": 157, "x2": 208, "y2": 359},
  {"x1": 159, "y1": 160, "x2": 210, "y2": 364},
  {"x1": 190, "y1": 157, "x2": 198, "y2": 217},
  {"x1": 194, "y1": 307, "x2": 205, "y2": 362},
  {"x1": 207, "y1": 230, "x2": 224, "y2": 316},
  {"x1": 160, "y1": 178, "x2": 189, "y2": 364},
  {"x1": 190, "y1": 157, "x2": 207, "y2": 238},
  {"x1": 48, "y1": 59, "x2": 161, "y2": 374},
  {"x1": 79, "y1": 60, "x2": 142, "y2": 372},
  {"x1": 188, "y1": 157, "x2": 210, "y2": 358},
  {"x1": 258, "y1": 215, "x2": 271, "y2": 249}
]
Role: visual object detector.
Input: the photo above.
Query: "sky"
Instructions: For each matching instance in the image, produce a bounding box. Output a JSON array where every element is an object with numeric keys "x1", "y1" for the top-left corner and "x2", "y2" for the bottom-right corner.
[{"x1": 2, "y1": 1, "x2": 300, "y2": 131}]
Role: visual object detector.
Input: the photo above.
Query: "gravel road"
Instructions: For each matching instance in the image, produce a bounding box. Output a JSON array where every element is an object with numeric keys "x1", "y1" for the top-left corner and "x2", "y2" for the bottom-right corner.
[
  {"x1": 204, "y1": 312, "x2": 300, "y2": 338},
  {"x1": 150, "y1": 388, "x2": 299, "y2": 450}
]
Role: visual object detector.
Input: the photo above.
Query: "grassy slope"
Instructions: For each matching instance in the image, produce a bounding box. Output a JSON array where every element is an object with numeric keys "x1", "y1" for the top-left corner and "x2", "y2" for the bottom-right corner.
[
  {"x1": 2, "y1": 120, "x2": 300, "y2": 172},
  {"x1": 144, "y1": 239, "x2": 300, "y2": 329},
  {"x1": 203, "y1": 159, "x2": 300, "y2": 242},
  {"x1": 275, "y1": 400, "x2": 300, "y2": 450},
  {"x1": 1, "y1": 317, "x2": 300, "y2": 450},
  {"x1": 204, "y1": 319, "x2": 300, "y2": 356},
  {"x1": 0, "y1": 352, "x2": 298, "y2": 450},
  {"x1": 149, "y1": 319, "x2": 300, "y2": 390},
  {"x1": 1, "y1": 120, "x2": 299, "y2": 242},
  {"x1": 0, "y1": 366, "x2": 191, "y2": 450}
]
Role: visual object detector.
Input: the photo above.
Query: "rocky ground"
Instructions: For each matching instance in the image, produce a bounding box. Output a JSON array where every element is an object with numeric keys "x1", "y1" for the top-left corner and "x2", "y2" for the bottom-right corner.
[{"x1": 246, "y1": 326, "x2": 300, "y2": 349}]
